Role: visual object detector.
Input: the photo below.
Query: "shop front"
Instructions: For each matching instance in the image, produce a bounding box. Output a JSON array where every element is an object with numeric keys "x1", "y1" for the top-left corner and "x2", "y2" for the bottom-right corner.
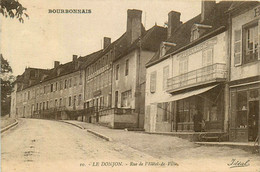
[
  {"x1": 154, "y1": 84, "x2": 225, "y2": 133},
  {"x1": 230, "y1": 83, "x2": 259, "y2": 142},
  {"x1": 173, "y1": 84, "x2": 224, "y2": 132}
]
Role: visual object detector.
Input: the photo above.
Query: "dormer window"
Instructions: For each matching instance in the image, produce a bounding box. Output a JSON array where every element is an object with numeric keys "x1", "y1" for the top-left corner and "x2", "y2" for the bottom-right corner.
[
  {"x1": 190, "y1": 24, "x2": 212, "y2": 42},
  {"x1": 160, "y1": 42, "x2": 176, "y2": 58},
  {"x1": 160, "y1": 44, "x2": 167, "y2": 57},
  {"x1": 191, "y1": 28, "x2": 199, "y2": 42}
]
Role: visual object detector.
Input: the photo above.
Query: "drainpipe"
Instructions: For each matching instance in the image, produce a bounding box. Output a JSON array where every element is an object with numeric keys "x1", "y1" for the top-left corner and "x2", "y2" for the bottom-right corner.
[
  {"x1": 136, "y1": 37, "x2": 142, "y2": 128},
  {"x1": 224, "y1": 13, "x2": 232, "y2": 134}
]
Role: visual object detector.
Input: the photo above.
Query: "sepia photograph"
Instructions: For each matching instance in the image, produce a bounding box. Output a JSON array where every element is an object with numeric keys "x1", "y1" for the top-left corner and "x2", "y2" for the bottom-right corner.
[{"x1": 1, "y1": 0, "x2": 260, "y2": 171}]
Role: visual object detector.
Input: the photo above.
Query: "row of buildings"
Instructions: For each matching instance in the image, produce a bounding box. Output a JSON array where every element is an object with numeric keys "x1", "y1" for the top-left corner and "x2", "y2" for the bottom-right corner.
[{"x1": 10, "y1": 1, "x2": 260, "y2": 142}]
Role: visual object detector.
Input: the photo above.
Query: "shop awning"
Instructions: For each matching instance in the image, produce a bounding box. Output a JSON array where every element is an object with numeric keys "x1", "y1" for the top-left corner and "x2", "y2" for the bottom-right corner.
[{"x1": 154, "y1": 85, "x2": 218, "y2": 104}]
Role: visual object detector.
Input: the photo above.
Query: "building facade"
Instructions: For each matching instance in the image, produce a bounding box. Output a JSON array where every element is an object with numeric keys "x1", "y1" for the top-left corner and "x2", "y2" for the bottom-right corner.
[
  {"x1": 145, "y1": 1, "x2": 232, "y2": 136},
  {"x1": 10, "y1": 54, "x2": 98, "y2": 120},
  {"x1": 84, "y1": 9, "x2": 167, "y2": 129},
  {"x1": 228, "y1": 1, "x2": 260, "y2": 142}
]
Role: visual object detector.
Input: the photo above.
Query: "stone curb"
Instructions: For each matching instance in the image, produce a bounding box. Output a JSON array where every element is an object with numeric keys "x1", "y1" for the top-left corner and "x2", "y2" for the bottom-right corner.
[
  {"x1": 59, "y1": 120, "x2": 112, "y2": 141},
  {"x1": 86, "y1": 129, "x2": 112, "y2": 141},
  {"x1": 60, "y1": 120, "x2": 85, "y2": 130},
  {"x1": 1, "y1": 119, "x2": 18, "y2": 133}
]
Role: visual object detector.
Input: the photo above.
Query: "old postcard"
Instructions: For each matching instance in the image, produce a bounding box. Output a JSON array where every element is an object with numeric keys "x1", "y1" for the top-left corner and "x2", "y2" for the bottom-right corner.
[{"x1": 1, "y1": 0, "x2": 260, "y2": 171}]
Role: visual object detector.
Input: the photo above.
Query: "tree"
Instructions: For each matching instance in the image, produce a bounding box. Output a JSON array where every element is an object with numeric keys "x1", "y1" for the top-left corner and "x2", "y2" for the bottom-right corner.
[
  {"x1": 1, "y1": 54, "x2": 14, "y2": 116},
  {"x1": 0, "y1": 0, "x2": 28, "y2": 23}
]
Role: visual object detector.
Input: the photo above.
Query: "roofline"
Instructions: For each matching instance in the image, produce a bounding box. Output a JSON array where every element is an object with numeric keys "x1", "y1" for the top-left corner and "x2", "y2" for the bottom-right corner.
[
  {"x1": 225, "y1": 1, "x2": 259, "y2": 14},
  {"x1": 146, "y1": 26, "x2": 226, "y2": 68},
  {"x1": 16, "y1": 69, "x2": 82, "y2": 92}
]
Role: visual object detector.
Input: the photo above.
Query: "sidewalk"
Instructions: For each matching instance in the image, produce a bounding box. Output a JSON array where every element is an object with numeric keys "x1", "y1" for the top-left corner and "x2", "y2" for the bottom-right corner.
[{"x1": 61, "y1": 120, "x2": 260, "y2": 160}]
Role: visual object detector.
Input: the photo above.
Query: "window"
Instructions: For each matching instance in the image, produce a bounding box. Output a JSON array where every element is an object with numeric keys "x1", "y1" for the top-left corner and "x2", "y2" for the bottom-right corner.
[
  {"x1": 78, "y1": 94, "x2": 82, "y2": 106},
  {"x1": 55, "y1": 99, "x2": 58, "y2": 107},
  {"x1": 116, "y1": 64, "x2": 119, "y2": 80},
  {"x1": 43, "y1": 102, "x2": 45, "y2": 110},
  {"x1": 55, "y1": 82, "x2": 58, "y2": 91},
  {"x1": 63, "y1": 97, "x2": 66, "y2": 107},
  {"x1": 46, "y1": 101, "x2": 48, "y2": 110},
  {"x1": 60, "y1": 81, "x2": 63, "y2": 90},
  {"x1": 163, "y1": 66, "x2": 169, "y2": 90},
  {"x1": 121, "y1": 90, "x2": 132, "y2": 107},
  {"x1": 125, "y1": 59, "x2": 129, "y2": 76},
  {"x1": 236, "y1": 91, "x2": 247, "y2": 128},
  {"x1": 59, "y1": 98, "x2": 62, "y2": 107},
  {"x1": 28, "y1": 91, "x2": 30, "y2": 100},
  {"x1": 234, "y1": 29, "x2": 242, "y2": 66},
  {"x1": 179, "y1": 57, "x2": 188, "y2": 86},
  {"x1": 74, "y1": 76, "x2": 77, "y2": 86},
  {"x1": 191, "y1": 28, "x2": 199, "y2": 42},
  {"x1": 115, "y1": 91, "x2": 118, "y2": 108},
  {"x1": 202, "y1": 48, "x2": 213, "y2": 80},
  {"x1": 69, "y1": 97, "x2": 72, "y2": 106},
  {"x1": 69, "y1": 78, "x2": 72, "y2": 87},
  {"x1": 243, "y1": 23, "x2": 258, "y2": 64},
  {"x1": 79, "y1": 73, "x2": 82, "y2": 85},
  {"x1": 64, "y1": 80, "x2": 67, "y2": 89},
  {"x1": 73, "y1": 96, "x2": 76, "y2": 107},
  {"x1": 150, "y1": 71, "x2": 157, "y2": 93},
  {"x1": 157, "y1": 102, "x2": 171, "y2": 122},
  {"x1": 51, "y1": 84, "x2": 53, "y2": 92}
]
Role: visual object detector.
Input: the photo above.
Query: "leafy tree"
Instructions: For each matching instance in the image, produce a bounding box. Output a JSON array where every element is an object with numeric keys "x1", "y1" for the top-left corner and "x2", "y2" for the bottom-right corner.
[
  {"x1": 1, "y1": 54, "x2": 14, "y2": 116},
  {"x1": 0, "y1": 0, "x2": 28, "y2": 23}
]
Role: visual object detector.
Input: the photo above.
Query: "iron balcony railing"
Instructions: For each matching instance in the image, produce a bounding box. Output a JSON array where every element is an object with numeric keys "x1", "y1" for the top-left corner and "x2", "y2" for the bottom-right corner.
[{"x1": 167, "y1": 63, "x2": 227, "y2": 92}]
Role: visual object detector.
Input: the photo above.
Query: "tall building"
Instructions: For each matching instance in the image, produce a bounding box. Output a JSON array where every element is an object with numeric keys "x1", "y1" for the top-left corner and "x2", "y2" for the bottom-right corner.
[
  {"x1": 145, "y1": 1, "x2": 232, "y2": 136},
  {"x1": 227, "y1": 1, "x2": 260, "y2": 142},
  {"x1": 83, "y1": 9, "x2": 167, "y2": 129},
  {"x1": 10, "y1": 52, "x2": 100, "y2": 119}
]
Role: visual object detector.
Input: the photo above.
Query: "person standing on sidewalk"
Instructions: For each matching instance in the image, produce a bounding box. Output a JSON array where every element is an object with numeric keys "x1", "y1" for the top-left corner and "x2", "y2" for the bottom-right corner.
[{"x1": 193, "y1": 109, "x2": 202, "y2": 132}]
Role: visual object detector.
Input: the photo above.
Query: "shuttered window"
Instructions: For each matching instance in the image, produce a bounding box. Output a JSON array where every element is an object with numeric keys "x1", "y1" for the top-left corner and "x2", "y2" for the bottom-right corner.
[
  {"x1": 150, "y1": 71, "x2": 157, "y2": 93},
  {"x1": 258, "y1": 19, "x2": 260, "y2": 60},
  {"x1": 163, "y1": 66, "x2": 169, "y2": 90},
  {"x1": 234, "y1": 29, "x2": 242, "y2": 66}
]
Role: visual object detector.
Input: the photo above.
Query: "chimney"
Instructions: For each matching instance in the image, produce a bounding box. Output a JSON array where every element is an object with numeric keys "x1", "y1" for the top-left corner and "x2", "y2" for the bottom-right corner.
[
  {"x1": 126, "y1": 9, "x2": 142, "y2": 45},
  {"x1": 72, "y1": 55, "x2": 78, "y2": 61},
  {"x1": 167, "y1": 11, "x2": 181, "y2": 39},
  {"x1": 54, "y1": 61, "x2": 60, "y2": 68},
  {"x1": 201, "y1": 0, "x2": 216, "y2": 23},
  {"x1": 103, "y1": 37, "x2": 111, "y2": 49}
]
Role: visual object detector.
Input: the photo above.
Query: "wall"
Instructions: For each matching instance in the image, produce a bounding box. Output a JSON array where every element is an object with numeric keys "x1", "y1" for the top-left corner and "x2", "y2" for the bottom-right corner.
[
  {"x1": 230, "y1": 5, "x2": 260, "y2": 81},
  {"x1": 112, "y1": 50, "x2": 137, "y2": 108},
  {"x1": 13, "y1": 70, "x2": 85, "y2": 118},
  {"x1": 145, "y1": 32, "x2": 228, "y2": 132},
  {"x1": 172, "y1": 33, "x2": 227, "y2": 78},
  {"x1": 145, "y1": 58, "x2": 172, "y2": 132}
]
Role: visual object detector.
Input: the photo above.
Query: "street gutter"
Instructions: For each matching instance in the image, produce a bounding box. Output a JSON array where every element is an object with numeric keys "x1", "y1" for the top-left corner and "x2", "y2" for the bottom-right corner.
[{"x1": 1, "y1": 119, "x2": 18, "y2": 133}]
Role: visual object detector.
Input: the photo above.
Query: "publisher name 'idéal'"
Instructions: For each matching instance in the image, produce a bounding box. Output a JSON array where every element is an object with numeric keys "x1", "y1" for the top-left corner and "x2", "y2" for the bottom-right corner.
[{"x1": 49, "y1": 9, "x2": 91, "y2": 14}]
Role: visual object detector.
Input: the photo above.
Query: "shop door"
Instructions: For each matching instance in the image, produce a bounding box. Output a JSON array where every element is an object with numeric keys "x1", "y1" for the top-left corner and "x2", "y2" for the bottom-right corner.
[{"x1": 248, "y1": 101, "x2": 259, "y2": 141}]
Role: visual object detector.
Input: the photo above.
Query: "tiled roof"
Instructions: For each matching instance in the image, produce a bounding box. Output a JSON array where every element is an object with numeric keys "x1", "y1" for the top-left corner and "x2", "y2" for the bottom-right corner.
[
  {"x1": 113, "y1": 25, "x2": 167, "y2": 62},
  {"x1": 146, "y1": 1, "x2": 233, "y2": 67},
  {"x1": 226, "y1": 1, "x2": 259, "y2": 13}
]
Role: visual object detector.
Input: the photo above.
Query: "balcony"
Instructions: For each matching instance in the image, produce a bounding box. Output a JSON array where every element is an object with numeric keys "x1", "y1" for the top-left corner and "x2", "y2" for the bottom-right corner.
[{"x1": 167, "y1": 63, "x2": 227, "y2": 92}]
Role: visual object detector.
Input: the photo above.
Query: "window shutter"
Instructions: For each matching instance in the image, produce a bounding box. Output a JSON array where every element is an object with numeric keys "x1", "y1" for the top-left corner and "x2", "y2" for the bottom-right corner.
[
  {"x1": 150, "y1": 71, "x2": 157, "y2": 93},
  {"x1": 258, "y1": 19, "x2": 260, "y2": 60},
  {"x1": 234, "y1": 29, "x2": 242, "y2": 66}
]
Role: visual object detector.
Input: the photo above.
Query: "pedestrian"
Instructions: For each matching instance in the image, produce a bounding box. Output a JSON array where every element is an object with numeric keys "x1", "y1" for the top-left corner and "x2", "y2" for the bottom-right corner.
[{"x1": 193, "y1": 109, "x2": 202, "y2": 132}]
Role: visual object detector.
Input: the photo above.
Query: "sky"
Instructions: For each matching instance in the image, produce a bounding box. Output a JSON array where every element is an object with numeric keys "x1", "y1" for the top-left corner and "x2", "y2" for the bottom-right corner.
[{"x1": 1, "y1": 0, "x2": 201, "y2": 76}]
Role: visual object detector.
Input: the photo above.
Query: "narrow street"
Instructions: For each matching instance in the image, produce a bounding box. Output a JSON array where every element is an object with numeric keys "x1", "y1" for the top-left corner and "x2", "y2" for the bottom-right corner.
[
  {"x1": 1, "y1": 118, "x2": 260, "y2": 172},
  {"x1": 1, "y1": 118, "x2": 158, "y2": 172}
]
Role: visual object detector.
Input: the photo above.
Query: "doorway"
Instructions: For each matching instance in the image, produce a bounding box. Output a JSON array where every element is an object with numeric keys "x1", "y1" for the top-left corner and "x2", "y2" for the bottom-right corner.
[{"x1": 248, "y1": 101, "x2": 259, "y2": 141}]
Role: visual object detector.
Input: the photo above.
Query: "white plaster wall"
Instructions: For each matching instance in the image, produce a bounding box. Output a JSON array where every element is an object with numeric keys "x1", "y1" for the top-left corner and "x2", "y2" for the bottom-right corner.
[{"x1": 231, "y1": 5, "x2": 260, "y2": 81}]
